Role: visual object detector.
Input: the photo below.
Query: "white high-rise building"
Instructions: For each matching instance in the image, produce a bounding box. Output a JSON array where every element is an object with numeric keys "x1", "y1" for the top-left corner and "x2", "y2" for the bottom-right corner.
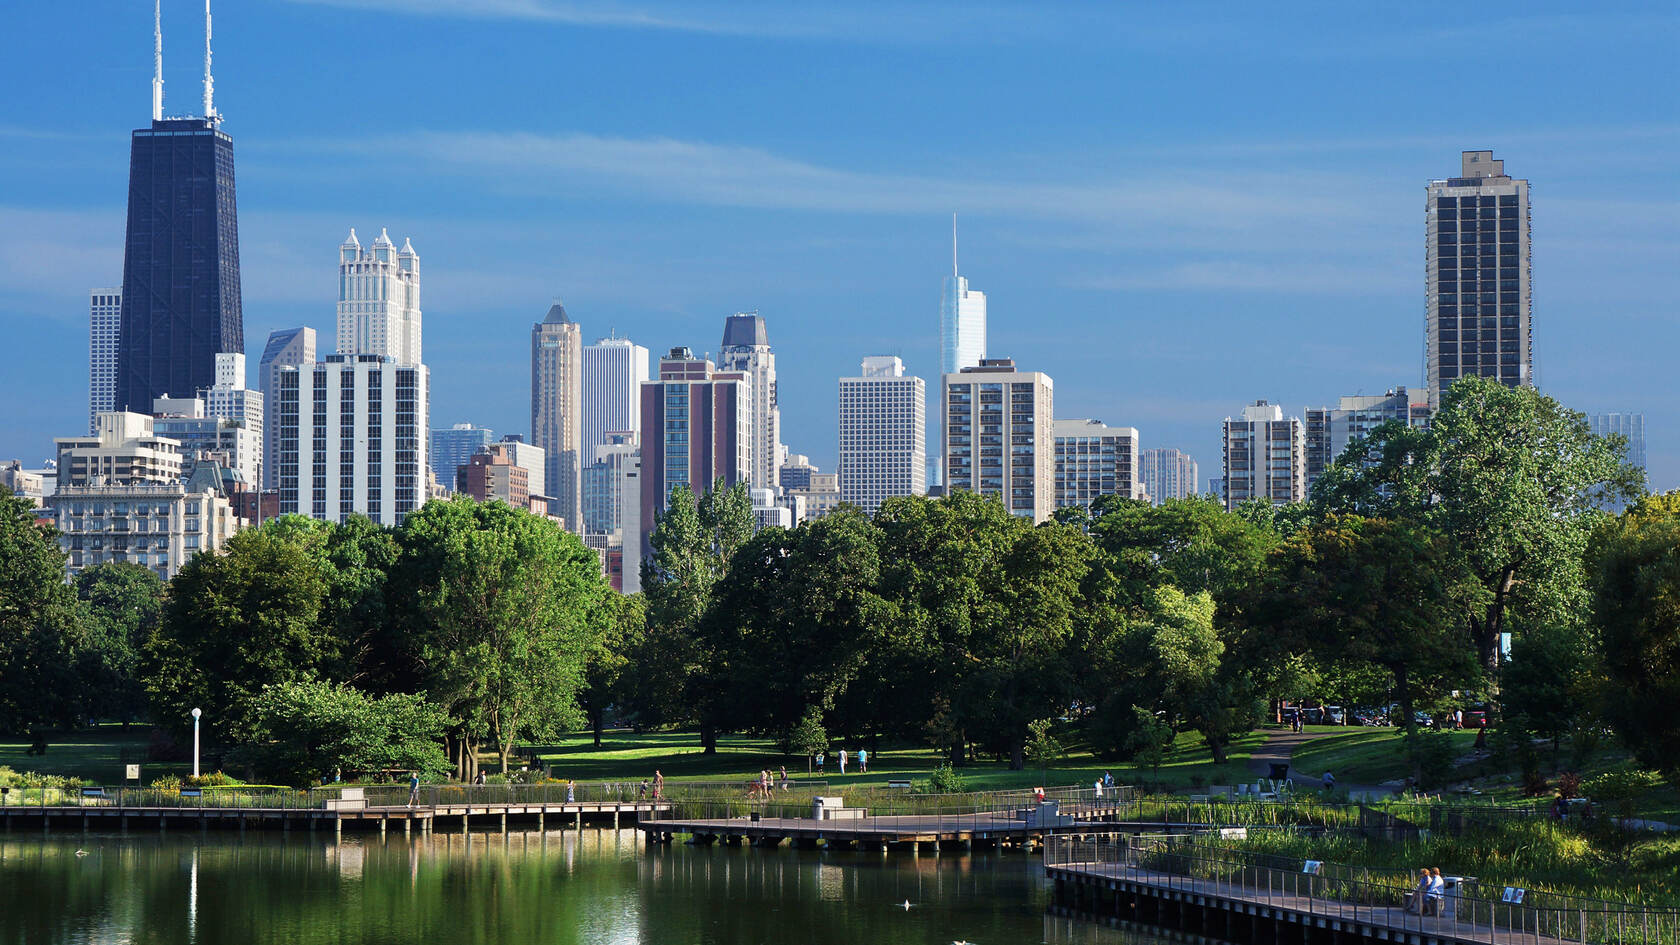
[
  {"x1": 1139, "y1": 448, "x2": 1199, "y2": 505},
  {"x1": 582, "y1": 335, "x2": 650, "y2": 457},
  {"x1": 1053, "y1": 419, "x2": 1142, "y2": 509},
  {"x1": 1589, "y1": 412, "x2": 1646, "y2": 471},
  {"x1": 838, "y1": 356, "x2": 926, "y2": 515},
  {"x1": 151, "y1": 353, "x2": 262, "y2": 489},
  {"x1": 942, "y1": 358, "x2": 1053, "y2": 522},
  {"x1": 532, "y1": 302, "x2": 583, "y2": 531},
  {"x1": 259, "y1": 327, "x2": 317, "y2": 490},
  {"x1": 273, "y1": 355, "x2": 430, "y2": 525},
  {"x1": 717, "y1": 313, "x2": 781, "y2": 491},
  {"x1": 496, "y1": 436, "x2": 547, "y2": 500},
  {"x1": 1221, "y1": 401, "x2": 1306, "y2": 510},
  {"x1": 88, "y1": 288, "x2": 122, "y2": 434},
  {"x1": 939, "y1": 219, "x2": 987, "y2": 377},
  {"x1": 337, "y1": 228, "x2": 421, "y2": 364}
]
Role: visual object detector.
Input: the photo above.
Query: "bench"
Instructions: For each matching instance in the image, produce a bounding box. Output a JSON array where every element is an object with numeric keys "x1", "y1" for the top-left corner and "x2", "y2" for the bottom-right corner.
[
  {"x1": 886, "y1": 779, "x2": 913, "y2": 790},
  {"x1": 81, "y1": 787, "x2": 106, "y2": 798}
]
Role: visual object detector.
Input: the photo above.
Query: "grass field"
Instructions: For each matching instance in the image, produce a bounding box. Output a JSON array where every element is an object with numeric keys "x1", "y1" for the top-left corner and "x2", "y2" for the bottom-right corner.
[
  {"x1": 0, "y1": 725, "x2": 189, "y2": 784},
  {"x1": 1291, "y1": 728, "x2": 1482, "y2": 785}
]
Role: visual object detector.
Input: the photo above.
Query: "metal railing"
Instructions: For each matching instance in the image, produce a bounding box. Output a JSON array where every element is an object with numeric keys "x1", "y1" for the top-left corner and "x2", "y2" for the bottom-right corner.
[
  {"x1": 643, "y1": 782, "x2": 1138, "y2": 833},
  {"x1": 0, "y1": 782, "x2": 683, "y2": 812},
  {"x1": 1044, "y1": 834, "x2": 1680, "y2": 945}
]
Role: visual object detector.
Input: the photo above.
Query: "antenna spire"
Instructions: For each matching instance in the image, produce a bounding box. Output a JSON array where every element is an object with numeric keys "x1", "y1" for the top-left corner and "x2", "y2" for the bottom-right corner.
[
  {"x1": 152, "y1": 0, "x2": 164, "y2": 121},
  {"x1": 951, "y1": 212, "x2": 958, "y2": 278},
  {"x1": 202, "y1": 0, "x2": 218, "y2": 124}
]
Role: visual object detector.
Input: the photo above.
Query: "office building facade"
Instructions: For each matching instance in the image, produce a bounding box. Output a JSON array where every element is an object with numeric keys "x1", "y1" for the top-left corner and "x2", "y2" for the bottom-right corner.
[
  {"x1": 838, "y1": 356, "x2": 926, "y2": 515},
  {"x1": 637, "y1": 347, "x2": 749, "y2": 558},
  {"x1": 273, "y1": 355, "x2": 429, "y2": 525},
  {"x1": 582, "y1": 335, "x2": 649, "y2": 458},
  {"x1": 1053, "y1": 419, "x2": 1142, "y2": 509},
  {"x1": 259, "y1": 327, "x2": 317, "y2": 490},
  {"x1": 1139, "y1": 448, "x2": 1199, "y2": 505},
  {"x1": 1426, "y1": 150, "x2": 1532, "y2": 409},
  {"x1": 115, "y1": 117, "x2": 243, "y2": 412},
  {"x1": 1221, "y1": 401, "x2": 1306, "y2": 510},
  {"x1": 717, "y1": 313, "x2": 781, "y2": 491},
  {"x1": 1589, "y1": 412, "x2": 1647, "y2": 472},
  {"x1": 941, "y1": 358, "x2": 1054, "y2": 522},
  {"x1": 1304, "y1": 387, "x2": 1429, "y2": 487},
  {"x1": 430, "y1": 423, "x2": 494, "y2": 492},
  {"x1": 531, "y1": 302, "x2": 583, "y2": 532},
  {"x1": 89, "y1": 289, "x2": 122, "y2": 434},
  {"x1": 337, "y1": 228, "x2": 421, "y2": 363}
]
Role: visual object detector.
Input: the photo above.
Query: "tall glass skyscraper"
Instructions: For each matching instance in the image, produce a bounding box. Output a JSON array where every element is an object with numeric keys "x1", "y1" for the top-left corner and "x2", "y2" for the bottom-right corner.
[
  {"x1": 115, "y1": 116, "x2": 244, "y2": 412},
  {"x1": 1425, "y1": 150, "x2": 1530, "y2": 409},
  {"x1": 939, "y1": 221, "x2": 987, "y2": 376}
]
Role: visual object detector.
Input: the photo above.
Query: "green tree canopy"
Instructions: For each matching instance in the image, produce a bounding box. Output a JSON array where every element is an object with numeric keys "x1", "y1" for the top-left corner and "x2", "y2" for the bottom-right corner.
[
  {"x1": 72, "y1": 562, "x2": 164, "y2": 724},
  {"x1": 391, "y1": 498, "x2": 607, "y2": 776},
  {"x1": 229, "y1": 680, "x2": 451, "y2": 786},
  {"x1": 0, "y1": 489, "x2": 81, "y2": 733}
]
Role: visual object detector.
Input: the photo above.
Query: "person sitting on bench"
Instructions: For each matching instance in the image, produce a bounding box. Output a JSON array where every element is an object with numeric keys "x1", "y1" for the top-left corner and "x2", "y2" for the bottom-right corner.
[{"x1": 1404, "y1": 869, "x2": 1431, "y2": 914}]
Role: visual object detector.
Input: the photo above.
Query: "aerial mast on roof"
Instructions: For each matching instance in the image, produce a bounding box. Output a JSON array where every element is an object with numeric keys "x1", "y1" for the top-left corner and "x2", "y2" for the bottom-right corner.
[{"x1": 151, "y1": 0, "x2": 164, "y2": 121}]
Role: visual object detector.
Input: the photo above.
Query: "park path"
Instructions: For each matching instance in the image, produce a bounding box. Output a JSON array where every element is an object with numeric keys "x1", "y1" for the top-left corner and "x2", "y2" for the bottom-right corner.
[{"x1": 1246, "y1": 728, "x2": 1388, "y2": 801}]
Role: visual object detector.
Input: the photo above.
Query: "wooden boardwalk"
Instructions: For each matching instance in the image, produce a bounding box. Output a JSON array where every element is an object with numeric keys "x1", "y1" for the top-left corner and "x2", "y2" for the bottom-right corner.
[
  {"x1": 639, "y1": 802, "x2": 1176, "y2": 848},
  {"x1": 1, "y1": 800, "x2": 671, "y2": 834},
  {"x1": 1049, "y1": 860, "x2": 1572, "y2": 945}
]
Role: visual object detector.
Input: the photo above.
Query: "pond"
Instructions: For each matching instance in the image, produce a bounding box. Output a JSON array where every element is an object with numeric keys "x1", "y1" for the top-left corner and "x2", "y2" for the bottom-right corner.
[{"x1": 0, "y1": 829, "x2": 1181, "y2": 944}]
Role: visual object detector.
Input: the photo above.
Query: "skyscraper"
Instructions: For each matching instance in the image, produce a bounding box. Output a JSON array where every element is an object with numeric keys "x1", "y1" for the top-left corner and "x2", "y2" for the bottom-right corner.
[
  {"x1": 531, "y1": 302, "x2": 582, "y2": 531},
  {"x1": 838, "y1": 356, "x2": 927, "y2": 515},
  {"x1": 1053, "y1": 419, "x2": 1142, "y2": 509},
  {"x1": 941, "y1": 358, "x2": 1053, "y2": 522},
  {"x1": 115, "y1": 3, "x2": 243, "y2": 413},
  {"x1": 88, "y1": 288, "x2": 122, "y2": 433},
  {"x1": 337, "y1": 228, "x2": 421, "y2": 363},
  {"x1": 430, "y1": 422, "x2": 494, "y2": 489},
  {"x1": 939, "y1": 217, "x2": 987, "y2": 376},
  {"x1": 1426, "y1": 150, "x2": 1531, "y2": 409},
  {"x1": 1589, "y1": 413, "x2": 1646, "y2": 471},
  {"x1": 637, "y1": 347, "x2": 750, "y2": 558},
  {"x1": 717, "y1": 313, "x2": 781, "y2": 491},
  {"x1": 1138, "y1": 448, "x2": 1199, "y2": 505},
  {"x1": 1221, "y1": 401, "x2": 1306, "y2": 510},
  {"x1": 582, "y1": 335, "x2": 650, "y2": 458},
  {"x1": 258, "y1": 327, "x2": 316, "y2": 491}
]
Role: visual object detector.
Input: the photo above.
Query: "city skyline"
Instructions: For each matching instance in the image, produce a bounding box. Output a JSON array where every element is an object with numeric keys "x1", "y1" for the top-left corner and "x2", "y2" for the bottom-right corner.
[{"x1": 1, "y1": 3, "x2": 1675, "y2": 490}]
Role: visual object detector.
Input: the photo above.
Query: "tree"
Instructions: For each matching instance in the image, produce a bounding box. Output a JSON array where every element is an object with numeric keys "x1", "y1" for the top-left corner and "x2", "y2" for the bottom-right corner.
[
  {"x1": 1271, "y1": 515, "x2": 1480, "y2": 745},
  {"x1": 632, "y1": 480, "x2": 755, "y2": 752},
  {"x1": 72, "y1": 562, "x2": 164, "y2": 725},
  {"x1": 1503, "y1": 624, "x2": 1596, "y2": 770},
  {"x1": 1312, "y1": 377, "x2": 1641, "y2": 675},
  {"x1": 144, "y1": 526, "x2": 335, "y2": 744},
  {"x1": 1025, "y1": 718, "x2": 1064, "y2": 784},
  {"x1": 789, "y1": 706, "x2": 827, "y2": 774},
  {"x1": 0, "y1": 489, "x2": 81, "y2": 733},
  {"x1": 229, "y1": 680, "x2": 451, "y2": 786},
  {"x1": 1589, "y1": 493, "x2": 1680, "y2": 785},
  {"x1": 577, "y1": 592, "x2": 644, "y2": 747},
  {"x1": 392, "y1": 498, "x2": 607, "y2": 777}
]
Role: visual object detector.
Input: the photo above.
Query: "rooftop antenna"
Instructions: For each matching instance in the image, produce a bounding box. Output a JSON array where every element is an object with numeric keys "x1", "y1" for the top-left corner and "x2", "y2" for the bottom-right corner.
[
  {"x1": 947, "y1": 209, "x2": 960, "y2": 275},
  {"x1": 151, "y1": 0, "x2": 164, "y2": 121},
  {"x1": 202, "y1": 0, "x2": 218, "y2": 124}
]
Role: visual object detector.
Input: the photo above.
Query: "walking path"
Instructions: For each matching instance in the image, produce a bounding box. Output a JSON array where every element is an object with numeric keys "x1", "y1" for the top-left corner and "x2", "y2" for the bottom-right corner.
[{"x1": 1246, "y1": 728, "x2": 1388, "y2": 801}]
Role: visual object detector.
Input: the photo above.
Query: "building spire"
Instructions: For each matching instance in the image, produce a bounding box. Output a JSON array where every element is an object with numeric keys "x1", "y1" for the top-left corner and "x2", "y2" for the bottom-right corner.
[
  {"x1": 202, "y1": 0, "x2": 218, "y2": 124},
  {"x1": 951, "y1": 211, "x2": 958, "y2": 278},
  {"x1": 152, "y1": 0, "x2": 164, "y2": 121}
]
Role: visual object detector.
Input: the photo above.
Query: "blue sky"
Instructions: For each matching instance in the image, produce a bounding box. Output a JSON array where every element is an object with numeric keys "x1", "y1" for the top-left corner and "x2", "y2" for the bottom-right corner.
[{"x1": 2, "y1": 1, "x2": 1676, "y2": 488}]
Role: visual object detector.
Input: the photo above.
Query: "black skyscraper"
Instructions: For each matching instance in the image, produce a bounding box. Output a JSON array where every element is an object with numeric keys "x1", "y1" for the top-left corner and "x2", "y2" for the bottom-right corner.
[{"x1": 114, "y1": 117, "x2": 243, "y2": 412}]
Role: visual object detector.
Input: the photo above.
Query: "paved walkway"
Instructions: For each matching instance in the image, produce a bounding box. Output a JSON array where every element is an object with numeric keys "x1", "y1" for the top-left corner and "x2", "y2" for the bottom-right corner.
[{"x1": 1246, "y1": 728, "x2": 1389, "y2": 801}]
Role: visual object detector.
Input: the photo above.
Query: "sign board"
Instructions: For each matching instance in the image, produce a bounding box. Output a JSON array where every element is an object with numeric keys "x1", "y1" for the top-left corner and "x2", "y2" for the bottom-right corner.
[
  {"x1": 82, "y1": 787, "x2": 105, "y2": 797},
  {"x1": 126, "y1": 764, "x2": 141, "y2": 781},
  {"x1": 179, "y1": 788, "x2": 203, "y2": 797}
]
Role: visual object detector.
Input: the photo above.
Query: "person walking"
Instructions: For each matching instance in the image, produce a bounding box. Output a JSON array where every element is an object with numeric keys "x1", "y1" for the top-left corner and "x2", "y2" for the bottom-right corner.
[
  {"x1": 1322, "y1": 771, "x2": 1335, "y2": 792},
  {"x1": 778, "y1": 765, "x2": 788, "y2": 789},
  {"x1": 838, "y1": 749, "x2": 848, "y2": 775},
  {"x1": 1094, "y1": 778, "x2": 1104, "y2": 801},
  {"x1": 653, "y1": 769, "x2": 664, "y2": 800},
  {"x1": 858, "y1": 748, "x2": 868, "y2": 773},
  {"x1": 816, "y1": 752, "x2": 825, "y2": 775},
  {"x1": 406, "y1": 772, "x2": 421, "y2": 807}
]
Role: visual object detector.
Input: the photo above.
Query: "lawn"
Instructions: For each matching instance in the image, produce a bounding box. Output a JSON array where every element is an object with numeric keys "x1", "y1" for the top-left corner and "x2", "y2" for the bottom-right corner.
[
  {"x1": 518, "y1": 727, "x2": 1273, "y2": 792},
  {"x1": 1291, "y1": 728, "x2": 1482, "y2": 785},
  {"x1": 0, "y1": 725, "x2": 188, "y2": 784}
]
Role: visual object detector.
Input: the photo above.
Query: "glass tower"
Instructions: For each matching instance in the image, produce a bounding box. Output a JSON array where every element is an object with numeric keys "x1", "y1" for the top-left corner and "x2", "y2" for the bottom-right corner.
[{"x1": 115, "y1": 117, "x2": 244, "y2": 412}]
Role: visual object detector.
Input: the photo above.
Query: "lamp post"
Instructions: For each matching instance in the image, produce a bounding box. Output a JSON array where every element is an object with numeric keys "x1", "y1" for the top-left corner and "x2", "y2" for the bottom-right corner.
[{"x1": 191, "y1": 708, "x2": 203, "y2": 779}]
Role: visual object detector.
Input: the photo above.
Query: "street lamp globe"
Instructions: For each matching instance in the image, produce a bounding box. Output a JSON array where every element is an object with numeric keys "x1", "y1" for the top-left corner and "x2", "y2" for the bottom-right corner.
[{"x1": 191, "y1": 708, "x2": 202, "y2": 720}]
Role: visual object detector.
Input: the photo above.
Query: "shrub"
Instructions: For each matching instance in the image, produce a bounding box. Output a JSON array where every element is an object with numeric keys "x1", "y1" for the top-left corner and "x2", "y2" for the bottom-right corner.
[
  {"x1": 1405, "y1": 729, "x2": 1459, "y2": 789},
  {"x1": 1555, "y1": 771, "x2": 1583, "y2": 800},
  {"x1": 150, "y1": 774, "x2": 183, "y2": 791},
  {"x1": 1522, "y1": 770, "x2": 1551, "y2": 797},
  {"x1": 189, "y1": 771, "x2": 237, "y2": 787},
  {"x1": 920, "y1": 763, "x2": 967, "y2": 794}
]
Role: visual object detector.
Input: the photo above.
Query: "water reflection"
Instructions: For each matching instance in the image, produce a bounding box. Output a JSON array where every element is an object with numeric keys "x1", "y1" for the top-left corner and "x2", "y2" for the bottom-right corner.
[{"x1": 1, "y1": 830, "x2": 1158, "y2": 944}]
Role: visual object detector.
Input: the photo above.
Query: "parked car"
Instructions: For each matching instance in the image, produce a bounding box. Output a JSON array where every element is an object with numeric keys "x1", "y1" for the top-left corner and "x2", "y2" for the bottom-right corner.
[
  {"x1": 1303, "y1": 707, "x2": 1326, "y2": 725},
  {"x1": 1463, "y1": 704, "x2": 1491, "y2": 727},
  {"x1": 1324, "y1": 705, "x2": 1346, "y2": 725}
]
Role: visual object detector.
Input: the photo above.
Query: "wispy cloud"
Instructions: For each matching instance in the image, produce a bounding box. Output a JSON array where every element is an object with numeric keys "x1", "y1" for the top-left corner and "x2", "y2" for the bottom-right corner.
[
  {"x1": 0, "y1": 207, "x2": 124, "y2": 312},
  {"x1": 279, "y1": 0, "x2": 1046, "y2": 42}
]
